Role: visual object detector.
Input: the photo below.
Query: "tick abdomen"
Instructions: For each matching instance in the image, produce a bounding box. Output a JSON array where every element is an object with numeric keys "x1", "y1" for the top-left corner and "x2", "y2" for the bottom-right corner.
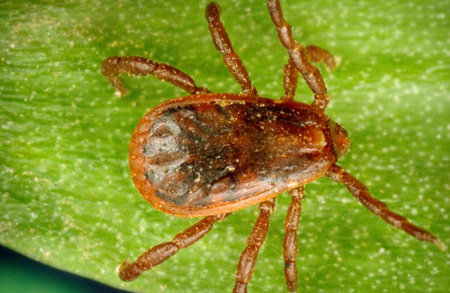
[{"x1": 130, "y1": 94, "x2": 336, "y2": 216}]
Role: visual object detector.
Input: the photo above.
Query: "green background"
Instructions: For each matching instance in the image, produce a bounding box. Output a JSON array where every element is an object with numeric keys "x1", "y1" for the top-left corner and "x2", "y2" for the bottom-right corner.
[{"x1": 1, "y1": 0, "x2": 449, "y2": 292}]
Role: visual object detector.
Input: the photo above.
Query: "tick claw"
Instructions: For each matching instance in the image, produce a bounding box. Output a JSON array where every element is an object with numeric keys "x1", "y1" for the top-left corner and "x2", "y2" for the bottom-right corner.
[
  {"x1": 332, "y1": 55, "x2": 342, "y2": 71},
  {"x1": 114, "y1": 90, "x2": 123, "y2": 98},
  {"x1": 435, "y1": 240, "x2": 446, "y2": 251}
]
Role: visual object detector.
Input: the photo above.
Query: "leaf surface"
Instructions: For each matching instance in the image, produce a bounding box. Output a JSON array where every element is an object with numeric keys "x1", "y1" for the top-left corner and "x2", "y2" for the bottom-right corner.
[{"x1": 1, "y1": 0, "x2": 449, "y2": 292}]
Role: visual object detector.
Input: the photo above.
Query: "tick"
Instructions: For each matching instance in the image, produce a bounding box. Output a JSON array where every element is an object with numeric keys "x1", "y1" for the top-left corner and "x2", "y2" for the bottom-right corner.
[{"x1": 102, "y1": 1, "x2": 444, "y2": 292}]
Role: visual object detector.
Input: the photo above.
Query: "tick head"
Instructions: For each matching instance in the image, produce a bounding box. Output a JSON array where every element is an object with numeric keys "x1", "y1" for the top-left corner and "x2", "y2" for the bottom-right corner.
[{"x1": 328, "y1": 120, "x2": 350, "y2": 158}]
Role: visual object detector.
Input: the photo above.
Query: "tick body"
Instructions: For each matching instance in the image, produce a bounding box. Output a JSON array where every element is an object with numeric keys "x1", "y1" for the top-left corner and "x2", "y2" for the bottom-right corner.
[
  {"x1": 130, "y1": 94, "x2": 341, "y2": 217},
  {"x1": 102, "y1": 1, "x2": 443, "y2": 292}
]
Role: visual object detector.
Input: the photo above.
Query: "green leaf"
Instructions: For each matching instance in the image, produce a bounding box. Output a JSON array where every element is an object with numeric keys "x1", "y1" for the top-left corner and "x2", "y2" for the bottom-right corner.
[{"x1": 1, "y1": 0, "x2": 449, "y2": 292}]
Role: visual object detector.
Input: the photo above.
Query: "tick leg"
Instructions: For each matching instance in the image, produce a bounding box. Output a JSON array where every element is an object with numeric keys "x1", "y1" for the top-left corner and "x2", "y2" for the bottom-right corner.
[
  {"x1": 234, "y1": 198, "x2": 276, "y2": 293},
  {"x1": 119, "y1": 213, "x2": 229, "y2": 281},
  {"x1": 306, "y1": 45, "x2": 337, "y2": 72},
  {"x1": 326, "y1": 165, "x2": 445, "y2": 250},
  {"x1": 206, "y1": 2, "x2": 257, "y2": 96},
  {"x1": 101, "y1": 56, "x2": 211, "y2": 97},
  {"x1": 284, "y1": 187, "x2": 304, "y2": 292},
  {"x1": 282, "y1": 45, "x2": 337, "y2": 101},
  {"x1": 267, "y1": 0, "x2": 330, "y2": 110}
]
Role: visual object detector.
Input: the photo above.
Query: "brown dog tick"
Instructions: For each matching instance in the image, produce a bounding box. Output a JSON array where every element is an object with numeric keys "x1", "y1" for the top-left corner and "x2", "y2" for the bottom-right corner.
[{"x1": 102, "y1": 0, "x2": 444, "y2": 292}]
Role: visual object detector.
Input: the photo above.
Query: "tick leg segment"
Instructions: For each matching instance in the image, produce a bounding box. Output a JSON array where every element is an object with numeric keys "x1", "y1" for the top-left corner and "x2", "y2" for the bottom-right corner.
[
  {"x1": 282, "y1": 57, "x2": 299, "y2": 101},
  {"x1": 119, "y1": 213, "x2": 229, "y2": 281},
  {"x1": 234, "y1": 198, "x2": 276, "y2": 293},
  {"x1": 306, "y1": 45, "x2": 337, "y2": 72},
  {"x1": 284, "y1": 187, "x2": 304, "y2": 292},
  {"x1": 267, "y1": 0, "x2": 330, "y2": 110},
  {"x1": 282, "y1": 45, "x2": 336, "y2": 101},
  {"x1": 206, "y1": 2, "x2": 257, "y2": 96},
  {"x1": 327, "y1": 165, "x2": 444, "y2": 250},
  {"x1": 101, "y1": 56, "x2": 211, "y2": 97}
]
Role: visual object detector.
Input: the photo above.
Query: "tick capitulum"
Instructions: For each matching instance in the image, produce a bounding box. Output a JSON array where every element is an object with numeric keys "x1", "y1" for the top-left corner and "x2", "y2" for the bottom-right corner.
[{"x1": 102, "y1": 0, "x2": 444, "y2": 292}]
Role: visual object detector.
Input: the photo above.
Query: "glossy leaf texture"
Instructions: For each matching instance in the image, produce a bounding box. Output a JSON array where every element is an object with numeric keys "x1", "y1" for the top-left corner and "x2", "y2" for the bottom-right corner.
[{"x1": 1, "y1": 0, "x2": 449, "y2": 292}]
